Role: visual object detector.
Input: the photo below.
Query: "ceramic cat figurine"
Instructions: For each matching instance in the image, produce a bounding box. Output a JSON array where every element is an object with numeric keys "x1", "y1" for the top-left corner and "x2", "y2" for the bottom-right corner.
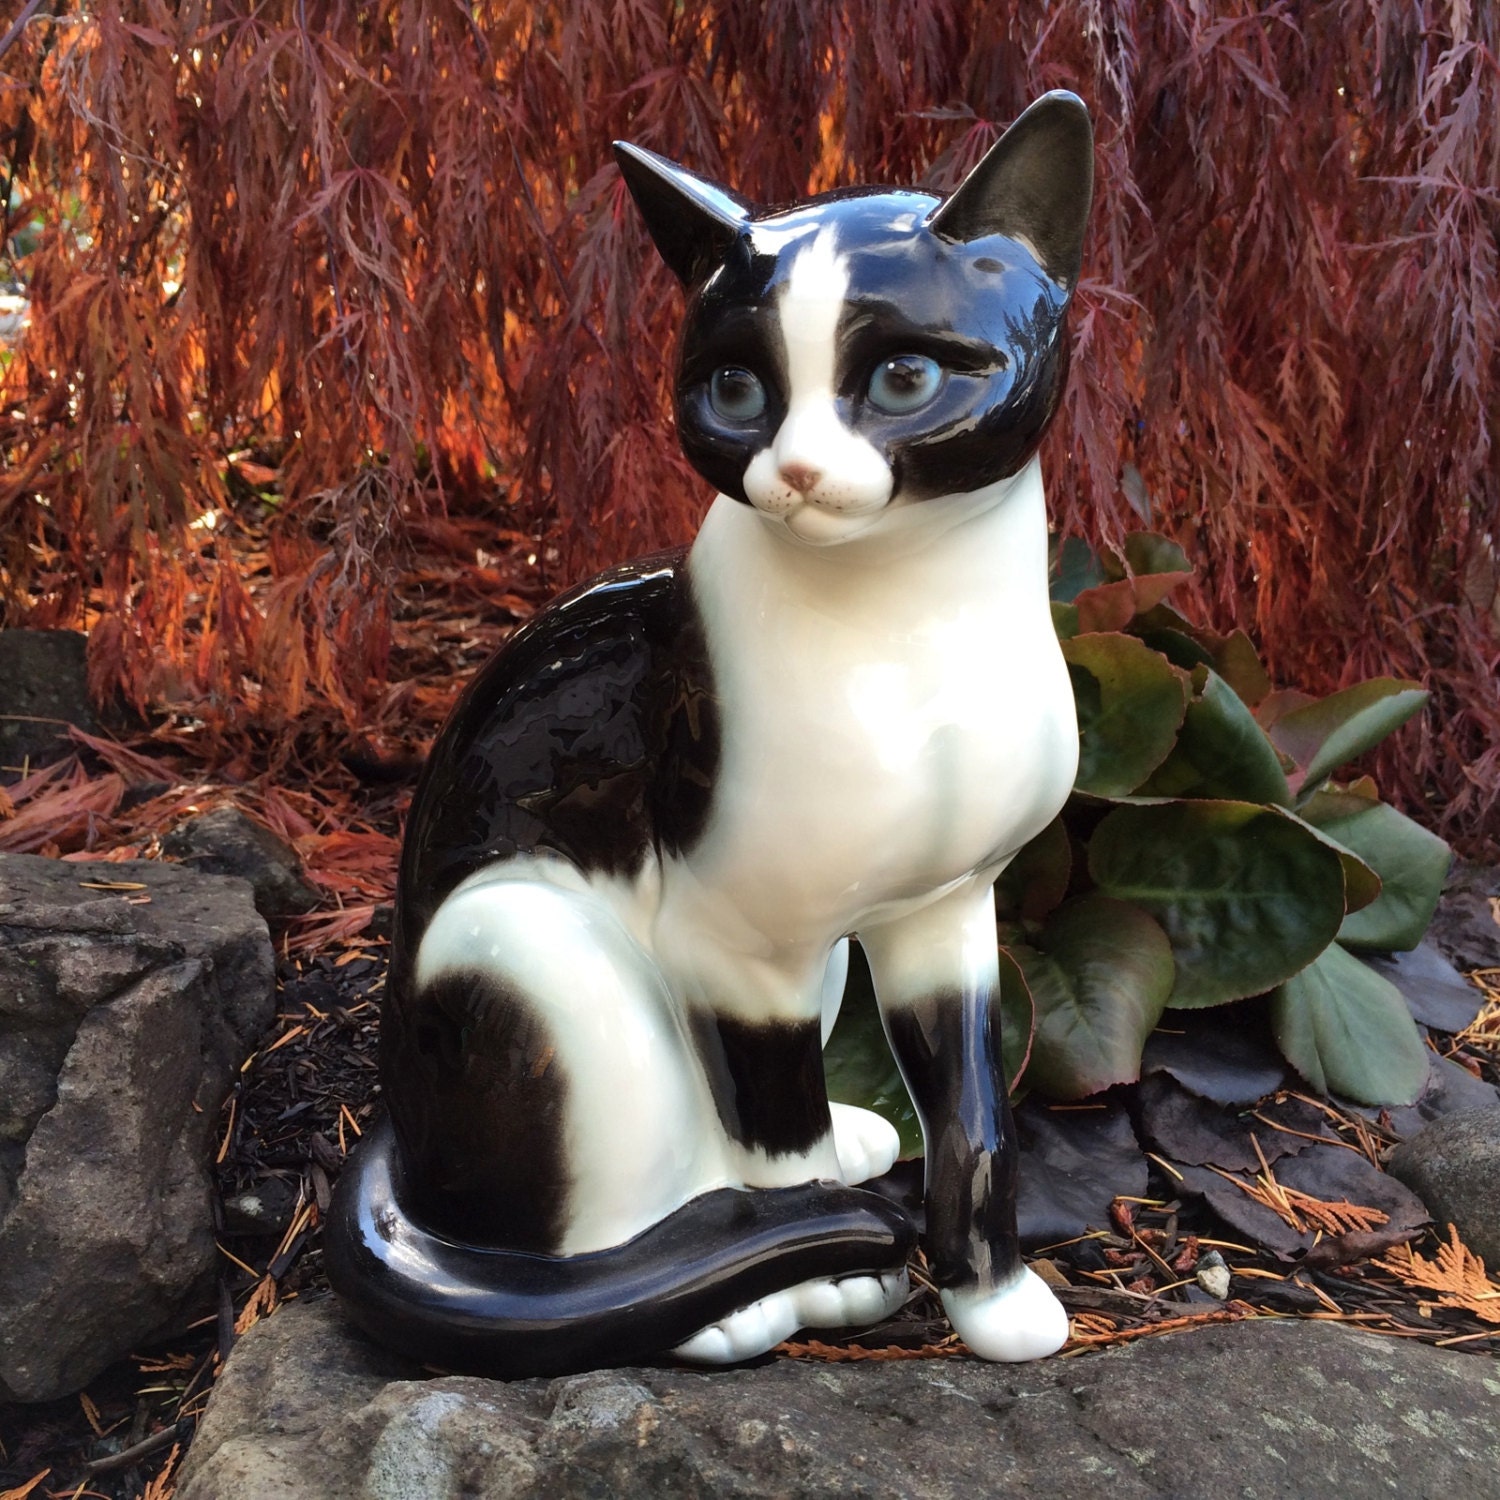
[{"x1": 327, "y1": 91, "x2": 1093, "y2": 1377}]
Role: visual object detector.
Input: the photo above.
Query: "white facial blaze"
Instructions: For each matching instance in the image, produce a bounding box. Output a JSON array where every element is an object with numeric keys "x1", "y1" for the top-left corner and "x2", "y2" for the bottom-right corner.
[{"x1": 742, "y1": 227, "x2": 893, "y2": 542}]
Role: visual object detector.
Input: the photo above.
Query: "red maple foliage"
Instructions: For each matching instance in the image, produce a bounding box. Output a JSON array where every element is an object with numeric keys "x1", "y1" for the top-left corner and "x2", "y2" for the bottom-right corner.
[{"x1": 1, "y1": 1, "x2": 1496, "y2": 853}]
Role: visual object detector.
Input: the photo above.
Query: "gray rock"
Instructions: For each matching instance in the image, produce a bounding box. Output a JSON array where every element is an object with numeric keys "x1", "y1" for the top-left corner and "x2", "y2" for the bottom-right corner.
[
  {"x1": 1372, "y1": 1054, "x2": 1500, "y2": 1142},
  {"x1": 1387, "y1": 1107, "x2": 1500, "y2": 1266},
  {"x1": 0, "y1": 852, "x2": 276, "y2": 1402},
  {"x1": 222, "y1": 1175, "x2": 301, "y2": 1238},
  {"x1": 0, "y1": 629, "x2": 98, "y2": 773},
  {"x1": 161, "y1": 807, "x2": 319, "y2": 918},
  {"x1": 176, "y1": 1298, "x2": 1500, "y2": 1500},
  {"x1": 1426, "y1": 859, "x2": 1500, "y2": 972}
]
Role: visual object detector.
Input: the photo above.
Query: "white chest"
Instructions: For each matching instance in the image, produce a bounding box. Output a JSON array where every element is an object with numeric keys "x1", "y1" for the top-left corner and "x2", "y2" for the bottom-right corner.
[{"x1": 680, "y1": 465, "x2": 1078, "y2": 939}]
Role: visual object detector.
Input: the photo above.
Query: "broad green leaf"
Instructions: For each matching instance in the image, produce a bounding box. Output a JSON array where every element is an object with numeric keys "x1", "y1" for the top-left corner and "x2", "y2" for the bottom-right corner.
[
  {"x1": 1051, "y1": 536, "x2": 1105, "y2": 602},
  {"x1": 1075, "y1": 572, "x2": 1194, "y2": 633},
  {"x1": 1287, "y1": 809, "x2": 1383, "y2": 917},
  {"x1": 1299, "y1": 790, "x2": 1452, "y2": 951},
  {"x1": 1051, "y1": 600, "x2": 1080, "y2": 640},
  {"x1": 1212, "y1": 630, "x2": 1273, "y2": 708},
  {"x1": 1255, "y1": 688, "x2": 1317, "y2": 731},
  {"x1": 997, "y1": 945, "x2": 1035, "y2": 1095},
  {"x1": 1134, "y1": 600, "x2": 1217, "y2": 645},
  {"x1": 1089, "y1": 800, "x2": 1347, "y2": 1007},
  {"x1": 1128, "y1": 606, "x2": 1272, "y2": 705},
  {"x1": 1131, "y1": 604, "x2": 1272, "y2": 708},
  {"x1": 1137, "y1": 667, "x2": 1291, "y2": 805},
  {"x1": 823, "y1": 945, "x2": 921, "y2": 1156},
  {"x1": 1062, "y1": 633, "x2": 1188, "y2": 796},
  {"x1": 994, "y1": 815, "x2": 1072, "y2": 924},
  {"x1": 1072, "y1": 579, "x2": 1139, "y2": 633},
  {"x1": 1266, "y1": 679, "x2": 1428, "y2": 793},
  {"x1": 1006, "y1": 895, "x2": 1174, "y2": 1099},
  {"x1": 1123, "y1": 532, "x2": 1193, "y2": 577},
  {"x1": 1269, "y1": 942, "x2": 1430, "y2": 1105},
  {"x1": 1136, "y1": 626, "x2": 1216, "y2": 674}
]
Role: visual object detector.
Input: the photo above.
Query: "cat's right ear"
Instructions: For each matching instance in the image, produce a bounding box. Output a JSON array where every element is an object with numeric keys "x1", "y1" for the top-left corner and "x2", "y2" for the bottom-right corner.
[{"x1": 613, "y1": 143, "x2": 754, "y2": 288}]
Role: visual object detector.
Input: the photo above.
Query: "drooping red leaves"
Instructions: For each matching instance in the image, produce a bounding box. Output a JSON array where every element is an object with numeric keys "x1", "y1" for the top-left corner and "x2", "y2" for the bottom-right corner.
[{"x1": 0, "y1": 1, "x2": 1495, "y2": 854}]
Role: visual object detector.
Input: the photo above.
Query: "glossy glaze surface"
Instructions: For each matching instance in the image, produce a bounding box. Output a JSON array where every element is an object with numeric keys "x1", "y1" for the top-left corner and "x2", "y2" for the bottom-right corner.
[
  {"x1": 328, "y1": 1119, "x2": 914, "y2": 1378},
  {"x1": 395, "y1": 549, "x2": 716, "y2": 940},
  {"x1": 329, "y1": 90, "x2": 1094, "y2": 1375}
]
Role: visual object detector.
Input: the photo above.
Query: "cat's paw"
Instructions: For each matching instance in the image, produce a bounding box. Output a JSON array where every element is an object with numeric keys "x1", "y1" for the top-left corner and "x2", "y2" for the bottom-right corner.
[
  {"x1": 828, "y1": 1102, "x2": 900, "y2": 1185},
  {"x1": 672, "y1": 1269, "x2": 908, "y2": 1365},
  {"x1": 941, "y1": 1267, "x2": 1069, "y2": 1362}
]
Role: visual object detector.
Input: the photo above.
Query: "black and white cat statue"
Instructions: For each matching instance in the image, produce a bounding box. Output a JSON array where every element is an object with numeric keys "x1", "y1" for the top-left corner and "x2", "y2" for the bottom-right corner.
[{"x1": 327, "y1": 91, "x2": 1094, "y2": 1378}]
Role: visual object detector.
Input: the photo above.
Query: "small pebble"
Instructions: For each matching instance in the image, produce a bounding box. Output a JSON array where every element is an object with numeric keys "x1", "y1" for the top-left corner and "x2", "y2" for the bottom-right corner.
[{"x1": 1196, "y1": 1249, "x2": 1231, "y2": 1300}]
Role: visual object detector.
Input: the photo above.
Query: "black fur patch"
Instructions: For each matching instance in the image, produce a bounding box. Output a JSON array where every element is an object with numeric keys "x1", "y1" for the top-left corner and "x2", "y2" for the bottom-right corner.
[
  {"x1": 647, "y1": 569, "x2": 720, "y2": 854},
  {"x1": 397, "y1": 552, "x2": 720, "y2": 946},
  {"x1": 381, "y1": 968, "x2": 570, "y2": 1253},
  {"x1": 884, "y1": 992, "x2": 1021, "y2": 1289},
  {"x1": 690, "y1": 1010, "x2": 831, "y2": 1158}
]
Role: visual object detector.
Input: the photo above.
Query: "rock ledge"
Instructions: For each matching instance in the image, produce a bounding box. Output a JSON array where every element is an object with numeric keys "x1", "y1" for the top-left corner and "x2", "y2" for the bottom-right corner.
[{"x1": 178, "y1": 1298, "x2": 1500, "y2": 1500}]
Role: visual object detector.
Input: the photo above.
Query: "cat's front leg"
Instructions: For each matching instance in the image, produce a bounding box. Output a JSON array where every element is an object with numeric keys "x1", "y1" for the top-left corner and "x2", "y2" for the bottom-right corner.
[{"x1": 859, "y1": 878, "x2": 1068, "y2": 1361}]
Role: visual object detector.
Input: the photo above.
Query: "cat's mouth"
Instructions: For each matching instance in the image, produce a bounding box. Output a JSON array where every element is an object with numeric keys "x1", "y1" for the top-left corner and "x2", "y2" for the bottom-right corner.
[{"x1": 778, "y1": 500, "x2": 891, "y2": 545}]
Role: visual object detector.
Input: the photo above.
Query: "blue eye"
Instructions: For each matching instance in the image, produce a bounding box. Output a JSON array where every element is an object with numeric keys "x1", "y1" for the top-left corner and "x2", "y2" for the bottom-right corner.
[
  {"x1": 868, "y1": 354, "x2": 943, "y2": 414},
  {"x1": 709, "y1": 367, "x2": 767, "y2": 422}
]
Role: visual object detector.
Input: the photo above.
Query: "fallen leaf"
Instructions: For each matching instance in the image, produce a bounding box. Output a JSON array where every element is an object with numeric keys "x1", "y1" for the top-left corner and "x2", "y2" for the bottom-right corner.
[
  {"x1": 1377, "y1": 1224, "x2": 1500, "y2": 1323},
  {"x1": 1300, "y1": 1226, "x2": 1424, "y2": 1269},
  {"x1": 0, "y1": 1471, "x2": 51, "y2": 1500}
]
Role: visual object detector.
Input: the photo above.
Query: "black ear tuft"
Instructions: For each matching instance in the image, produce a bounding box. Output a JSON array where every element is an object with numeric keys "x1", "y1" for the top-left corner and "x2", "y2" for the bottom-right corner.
[
  {"x1": 613, "y1": 143, "x2": 754, "y2": 288},
  {"x1": 927, "y1": 92, "x2": 1094, "y2": 290}
]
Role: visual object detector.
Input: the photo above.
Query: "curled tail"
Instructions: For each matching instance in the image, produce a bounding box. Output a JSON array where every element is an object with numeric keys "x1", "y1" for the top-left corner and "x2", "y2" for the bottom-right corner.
[{"x1": 326, "y1": 1118, "x2": 916, "y2": 1378}]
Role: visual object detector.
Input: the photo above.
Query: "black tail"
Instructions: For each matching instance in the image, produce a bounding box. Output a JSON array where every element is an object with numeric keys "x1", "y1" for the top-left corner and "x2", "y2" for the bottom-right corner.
[{"x1": 325, "y1": 1118, "x2": 916, "y2": 1378}]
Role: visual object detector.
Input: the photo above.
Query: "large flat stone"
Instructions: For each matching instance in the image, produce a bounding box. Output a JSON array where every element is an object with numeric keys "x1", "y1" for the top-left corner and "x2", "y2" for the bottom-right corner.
[
  {"x1": 177, "y1": 1298, "x2": 1500, "y2": 1500},
  {"x1": 0, "y1": 853, "x2": 275, "y2": 1402}
]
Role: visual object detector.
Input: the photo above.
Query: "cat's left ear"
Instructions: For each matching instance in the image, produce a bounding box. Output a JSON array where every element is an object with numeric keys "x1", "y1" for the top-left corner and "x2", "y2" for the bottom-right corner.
[
  {"x1": 928, "y1": 92, "x2": 1094, "y2": 290},
  {"x1": 614, "y1": 143, "x2": 755, "y2": 288}
]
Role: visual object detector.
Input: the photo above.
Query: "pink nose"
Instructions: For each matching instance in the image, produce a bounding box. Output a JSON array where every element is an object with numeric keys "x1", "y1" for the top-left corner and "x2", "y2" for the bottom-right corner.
[{"x1": 779, "y1": 463, "x2": 822, "y2": 495}]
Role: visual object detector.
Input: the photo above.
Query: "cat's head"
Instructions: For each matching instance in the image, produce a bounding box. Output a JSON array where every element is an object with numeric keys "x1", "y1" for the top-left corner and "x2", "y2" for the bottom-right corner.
[{"x1": 615, "y1": 93, "x2": 1093, "y2": 546}]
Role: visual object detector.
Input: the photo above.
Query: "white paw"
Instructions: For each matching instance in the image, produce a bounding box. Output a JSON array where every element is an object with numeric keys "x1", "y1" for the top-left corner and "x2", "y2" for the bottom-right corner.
[
  {"x1": 672, "y1": 1268, "x2": 908, "y2": 1365},
  {"x1": 828, "y1": 1102, "x2": 900, "y2": 1185},
  {"x1": 942, "y1": 1267, "x2": 1069, "y2": 1362}
]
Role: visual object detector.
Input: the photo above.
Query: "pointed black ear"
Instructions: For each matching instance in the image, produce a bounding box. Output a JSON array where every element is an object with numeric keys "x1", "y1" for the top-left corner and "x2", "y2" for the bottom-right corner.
[
  {"x1": 928, "y1": 92, "x2": 1094, "y2": 289},
  {"x1": 613, "y1": 143, "x2": 754, "y2": 288}
]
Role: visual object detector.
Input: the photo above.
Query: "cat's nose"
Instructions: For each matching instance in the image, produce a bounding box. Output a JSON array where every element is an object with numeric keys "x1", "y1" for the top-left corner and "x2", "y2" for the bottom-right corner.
[{"x1": 779, "y1": 463, "x2": 822, "y2": 495}]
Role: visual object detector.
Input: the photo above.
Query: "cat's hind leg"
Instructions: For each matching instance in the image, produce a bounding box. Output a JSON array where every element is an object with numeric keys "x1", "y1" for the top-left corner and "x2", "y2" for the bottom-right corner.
[
  {"x1": 330, "y1": 866, "x2": 917, "y2": 1375},
  {"x1": 389, "y1": 864, "x2": 726, "y2": 1253}
]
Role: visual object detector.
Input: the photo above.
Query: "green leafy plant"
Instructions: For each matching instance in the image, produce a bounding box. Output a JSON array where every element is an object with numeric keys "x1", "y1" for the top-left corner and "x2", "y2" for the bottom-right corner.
[
  {"x1": 826, "y1": 532, "x2": 1450, "y2": 1134},
  {"x1": 1001, "y1": 533, "x2": 1448, "y2": 1108}
]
